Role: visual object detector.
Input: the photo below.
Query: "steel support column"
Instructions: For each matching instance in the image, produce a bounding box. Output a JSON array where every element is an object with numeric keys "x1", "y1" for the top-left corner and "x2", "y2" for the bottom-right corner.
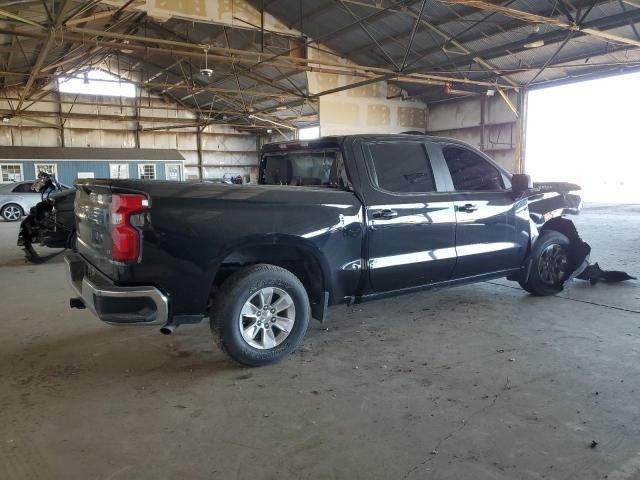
[
  {"x1": 515, "y1": 87, "x2": 528, "y2": 174},
  {"x1": 196, "y1": 125, "x2": 203, "y2": 180}
]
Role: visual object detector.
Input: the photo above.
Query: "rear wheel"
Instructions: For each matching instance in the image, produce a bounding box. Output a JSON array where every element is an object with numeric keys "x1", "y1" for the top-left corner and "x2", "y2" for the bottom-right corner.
[
  {"x1": 519, "y1": 230, "x2": 570, "y2": 296},
  {"x1": 1, "y1": 203, "x2": 23, "y2": 221},
  {"x1": 210, "y1": 264, "x2": 310, "y2": 366}
]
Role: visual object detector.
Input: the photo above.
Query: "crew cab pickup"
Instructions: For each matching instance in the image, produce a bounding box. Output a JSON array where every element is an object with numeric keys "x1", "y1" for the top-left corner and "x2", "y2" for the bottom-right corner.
[{"x1": 65, "y1": 134, "x2": 584, "y2": 366}]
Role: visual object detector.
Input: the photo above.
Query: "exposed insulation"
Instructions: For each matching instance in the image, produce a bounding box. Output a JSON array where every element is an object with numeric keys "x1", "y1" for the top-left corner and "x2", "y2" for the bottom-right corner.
[
  {"x1": 321, "y1": 101, "x2": 360, "y2": 126},
  {"x1": 156, "y1": 0, "x2": 205, "y2": 16},
  {"x1": 398, "y1": 107, "x2": 426, "y2": 128},
  {"x1": 366, "y1": 104, "x2": 391, "y2": 127}
]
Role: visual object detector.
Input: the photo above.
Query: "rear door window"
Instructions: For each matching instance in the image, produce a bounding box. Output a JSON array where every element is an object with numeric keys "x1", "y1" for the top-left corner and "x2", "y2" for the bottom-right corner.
[
  {"x1": 366, "y1": 142, "x2": 436, "y2": 194},
  {"x1": 442, "y1": 145, "x2": 504, "y2": 191},
  {"x1": 261, "y1": 151, "x2": 342, "y2": 187}
]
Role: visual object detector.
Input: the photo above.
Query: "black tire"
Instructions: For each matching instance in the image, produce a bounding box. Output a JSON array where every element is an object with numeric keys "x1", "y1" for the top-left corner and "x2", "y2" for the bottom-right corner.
[
  {"x1": 1, "y1": 203, "x2": 23, "y2": 222},
  {"x1": 519, "y1": 230, "x2": 571, "y2": 296},
  {"x1": 66, "y1": 230, "x2": 78, "y2": 251},
  {"x1": 210, "y1": 264, "x2": 310, "y2": 366}
]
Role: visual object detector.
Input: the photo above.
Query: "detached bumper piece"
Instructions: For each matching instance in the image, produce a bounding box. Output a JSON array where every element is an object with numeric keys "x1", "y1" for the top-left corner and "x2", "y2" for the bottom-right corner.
[{"x1": 65, "y1": 253, "x2": 169, "y2": 326}]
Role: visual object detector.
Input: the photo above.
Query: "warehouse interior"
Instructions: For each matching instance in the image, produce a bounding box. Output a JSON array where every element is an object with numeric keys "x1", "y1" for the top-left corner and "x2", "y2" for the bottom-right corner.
[{"x1": 1, "y1": 1, "x2": 639, "y2": 478}]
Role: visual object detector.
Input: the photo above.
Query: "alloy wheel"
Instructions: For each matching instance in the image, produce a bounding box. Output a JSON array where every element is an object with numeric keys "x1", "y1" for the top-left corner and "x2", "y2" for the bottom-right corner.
[
  {"x1": 238, "y1": 287, "x2": 296, "y2": 349},
  {"x1": 538, "y1": 244, "x2": 568, "y2": 285},
  {"x1": 3, "y1": 205, "x2": 21, "y2": 221}
]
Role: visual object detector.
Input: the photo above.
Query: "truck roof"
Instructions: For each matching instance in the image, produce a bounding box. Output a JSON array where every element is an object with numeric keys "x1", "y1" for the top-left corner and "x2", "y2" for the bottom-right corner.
[
  {"x1": 261, "y1": 133, "x2": 513, "y2": 177},
  {"x1": 261, "y1": 133, "x2": 476, "y2": 154}
]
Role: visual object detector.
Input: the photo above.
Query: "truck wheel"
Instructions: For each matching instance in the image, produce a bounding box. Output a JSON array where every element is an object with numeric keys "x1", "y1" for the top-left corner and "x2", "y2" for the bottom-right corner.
[
  {"x1": 1, "y1": 203, "x2": 23, "y2": 221},
  {"x1": 210, "y1": 264, "x2": 310, "y2": 366},
  {"x1": 519, "y1": 230, "x2": 570, "y2": 296},
  {"x1": 66, "y1": 230, "x2": 78, "y2": 251}
]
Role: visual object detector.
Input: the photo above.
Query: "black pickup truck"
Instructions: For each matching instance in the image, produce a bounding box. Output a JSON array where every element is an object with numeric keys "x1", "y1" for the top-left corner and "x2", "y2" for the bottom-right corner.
[{"x1": 65, "y1": 134, "x2": 585, "y2": 366}]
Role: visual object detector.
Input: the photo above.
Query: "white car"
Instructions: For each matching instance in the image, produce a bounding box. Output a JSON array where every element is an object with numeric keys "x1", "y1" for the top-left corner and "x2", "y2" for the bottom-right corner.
[{"x1": 0, "y1": 181, "x2": 70, "y2": 221}]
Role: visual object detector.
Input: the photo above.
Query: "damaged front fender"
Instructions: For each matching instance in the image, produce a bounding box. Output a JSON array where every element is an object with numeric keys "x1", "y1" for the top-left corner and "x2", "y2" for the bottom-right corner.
[
  {"x1": 515, "y1": 182, "x2": 590, "y2": 285},
  {"x1": 527, "y1": 182, "x2": 583, "y2": 226},
  {"x1": 539, "y1": 217, "x2": 591, "y2": 279},
  {"x1": 529, "y1": 182, "x2": 589, "y2": 276},
  {"x1": 517, "y1": 182, "x2": 634, "y2": 286}
]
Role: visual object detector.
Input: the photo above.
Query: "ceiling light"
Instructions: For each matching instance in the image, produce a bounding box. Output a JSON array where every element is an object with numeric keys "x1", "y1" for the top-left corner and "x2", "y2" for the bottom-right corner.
[
  {"x1": 121, "y1": 39, "x2": 133, "y2": 54},
  {"x1": 524, "y1": 39, "x2": 545, "y2": 49},
  {"x1": 200, "y1": 46, "x2": 213, "y2": 78}
]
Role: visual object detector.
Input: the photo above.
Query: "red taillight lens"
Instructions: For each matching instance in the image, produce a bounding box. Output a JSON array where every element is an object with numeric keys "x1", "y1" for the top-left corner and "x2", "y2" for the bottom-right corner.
[{"x1": 110, "y1": 194, "x2": 149, "y2": 263}]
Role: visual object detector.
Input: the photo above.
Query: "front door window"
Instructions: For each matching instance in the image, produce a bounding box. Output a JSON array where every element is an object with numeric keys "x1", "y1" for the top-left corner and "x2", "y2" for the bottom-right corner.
[{"x1": 442, "y1": 146, "x2": 504, "y2": 192}]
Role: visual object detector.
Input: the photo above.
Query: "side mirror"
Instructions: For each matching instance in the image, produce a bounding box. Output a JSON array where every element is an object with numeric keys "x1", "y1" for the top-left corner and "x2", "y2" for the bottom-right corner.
[{"x1": 511, "y1": 173, "x2": 532, "y2": 198}]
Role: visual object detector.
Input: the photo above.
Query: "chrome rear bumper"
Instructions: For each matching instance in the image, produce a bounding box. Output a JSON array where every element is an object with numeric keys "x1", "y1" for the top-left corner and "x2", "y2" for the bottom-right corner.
[{"x1": 65, "y1": 253, "x2": 168, "y2": 326}]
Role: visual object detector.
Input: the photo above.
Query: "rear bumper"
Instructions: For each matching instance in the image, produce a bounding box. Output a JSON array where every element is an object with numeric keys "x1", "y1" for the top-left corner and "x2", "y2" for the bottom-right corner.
[{"x1": 65, "y1": 253, "x2": 169, "y2": 326}]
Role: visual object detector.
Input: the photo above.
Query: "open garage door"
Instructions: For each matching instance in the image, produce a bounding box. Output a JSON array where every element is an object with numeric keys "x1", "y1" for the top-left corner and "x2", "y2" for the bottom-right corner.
[{"x1": 526, "y1": 72, "x2": 640, "y2": 203}]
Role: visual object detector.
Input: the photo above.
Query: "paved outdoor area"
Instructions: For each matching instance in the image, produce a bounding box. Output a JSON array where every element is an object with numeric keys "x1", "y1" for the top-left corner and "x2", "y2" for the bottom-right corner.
[{"x1": 1, "y1": 205, "x2": 639, "y2": 479}]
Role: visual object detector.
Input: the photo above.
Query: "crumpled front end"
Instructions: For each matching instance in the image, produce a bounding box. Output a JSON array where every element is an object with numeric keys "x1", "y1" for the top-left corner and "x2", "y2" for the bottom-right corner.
[
  {"x1": 17, "y1": 191, "x2": 75, "y2": 262},
  {"x1": 521, "y1": 181, "x2": 634, "y2": 286},
  {"x1": 527, "y1": 182, "x2": 583, "y2": 225}
]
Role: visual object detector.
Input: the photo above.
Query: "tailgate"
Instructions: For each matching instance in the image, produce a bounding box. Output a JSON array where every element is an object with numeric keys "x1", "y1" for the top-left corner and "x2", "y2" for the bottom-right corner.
[
  {"x1": 75, "y1": 181, "x2": 116, "y2": 276},
  {"x1": 74, "y1": 179, "x2": 149, "y2": 277}
]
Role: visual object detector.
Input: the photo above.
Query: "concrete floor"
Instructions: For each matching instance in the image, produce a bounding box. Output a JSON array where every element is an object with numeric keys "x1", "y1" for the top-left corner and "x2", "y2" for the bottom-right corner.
[{"x1": 1, "y1": 205, "x2": 639, "y2": 480}]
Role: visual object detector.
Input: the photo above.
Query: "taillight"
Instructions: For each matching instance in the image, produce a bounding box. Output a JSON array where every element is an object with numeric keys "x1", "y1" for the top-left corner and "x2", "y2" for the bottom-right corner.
[{"x1": 110, "y1": 194, "x2": 149, "y2": 263}]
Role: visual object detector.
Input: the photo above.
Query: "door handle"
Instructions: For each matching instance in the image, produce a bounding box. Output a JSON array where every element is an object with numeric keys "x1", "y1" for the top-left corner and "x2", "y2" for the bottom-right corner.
[
  {"x1": 372, "y1": 209, "x2": 398, "y2": 219},
  {"x1": 457, "y1": 204, "x2": 478, "y2": 213}
]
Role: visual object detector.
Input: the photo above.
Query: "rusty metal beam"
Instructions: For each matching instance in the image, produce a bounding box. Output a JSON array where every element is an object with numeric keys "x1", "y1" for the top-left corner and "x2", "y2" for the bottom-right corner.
[
  {"x1": 401, "y1": 7, "x2": 521, "y2": 88},
  {"x1": 412, "y1": 7, "x2": 640, "y2": 75},
  {"x1": 525, "y1": 31, "x2": 575, "y2": 86},
  {"x1": 0, "y1": 26, "x2": 518, "y2": 92},
  {"x1": 335, "y1": 0, "x2": 400, "y2": 70},
  {"x1": 0, "y1": 108, "x2": 298, "y2": 131},
  {"x1": 0, "y1": 7, "x2": 42, "y2": 27},
  {"x1": 216, "y1": 0, "x2": 418, "y2": 77},
  {"x1": 64, "y1": 0, "x2": 140, "y2": 27},
  {"x1": 15, "y1": 0, "x2": 71, "y2": 112},
  {"x1": 3, "y1": 35, "x2": 17, "y2": 89},
  {"x1": 440, "y1": 0, "x2": 640, "y2": 48},
  {"x1": 62, "y1": 12, "x2": 519, "y2": 90},
  {"x1": 0, "y1": 95, "x2": 273, "y2": 115},
  {"x1": 400, "y1": 0, "x2": 427, "y2": 70}
]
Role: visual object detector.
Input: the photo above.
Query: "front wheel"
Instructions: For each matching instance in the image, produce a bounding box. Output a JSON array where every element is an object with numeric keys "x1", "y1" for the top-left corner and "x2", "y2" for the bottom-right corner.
[
  {"x1": 519, "y1": 230, "x2": 571, "y2": 296},
  {"x1": 210, "y1": 264, "x2": 310, "y2": 366},
  {"x1": 66, "y1": 230, "x2": 78, "y2": 251},
  {"x1": 2, "y1": 203, "x2": 23, "y2": 221}
]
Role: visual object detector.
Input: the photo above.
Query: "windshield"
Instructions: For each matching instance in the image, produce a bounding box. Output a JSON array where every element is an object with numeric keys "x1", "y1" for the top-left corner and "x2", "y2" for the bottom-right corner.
[{"x1": 260, "y1": 150, "x2": 347, "y2": 188}]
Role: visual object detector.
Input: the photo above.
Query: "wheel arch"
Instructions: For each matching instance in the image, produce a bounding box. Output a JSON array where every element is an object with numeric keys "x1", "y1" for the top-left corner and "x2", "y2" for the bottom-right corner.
[
  {"x1": 210, "y1": 235, "x2": 332, "y2": 321},
  {"x1": 537, "y1": 216, "x2": 591, "y2": 273}
]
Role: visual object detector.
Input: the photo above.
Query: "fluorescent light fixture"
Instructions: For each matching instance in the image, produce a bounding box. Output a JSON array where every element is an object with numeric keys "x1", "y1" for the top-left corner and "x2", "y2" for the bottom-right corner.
[{"x1": 524, "y1": 39, "x2": 545, "y2": 49}]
